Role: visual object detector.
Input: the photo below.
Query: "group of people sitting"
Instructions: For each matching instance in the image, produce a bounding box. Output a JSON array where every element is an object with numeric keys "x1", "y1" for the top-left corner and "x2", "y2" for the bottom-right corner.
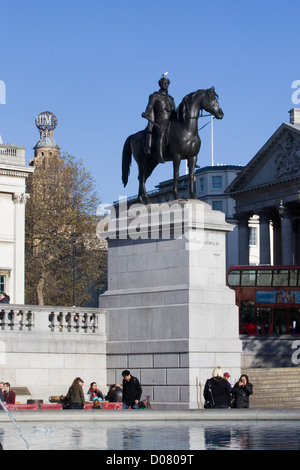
[{"x1": 87, "y1": 381, "x2": 122, "y2": 403}]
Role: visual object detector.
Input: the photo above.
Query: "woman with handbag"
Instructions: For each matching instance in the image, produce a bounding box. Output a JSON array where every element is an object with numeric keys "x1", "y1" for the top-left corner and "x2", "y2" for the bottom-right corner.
[{"x1": 203, "y1": 366, "x2": 231, "y2": 409}]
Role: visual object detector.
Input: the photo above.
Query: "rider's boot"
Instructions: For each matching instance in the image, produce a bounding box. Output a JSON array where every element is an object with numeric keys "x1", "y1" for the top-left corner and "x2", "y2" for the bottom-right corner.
[
  {"x1": 158, "y1": 154, "x2": 165, "y2": 163},
  {"x1": 157, "y1": 141, "x2": 165, "y2": 163}
]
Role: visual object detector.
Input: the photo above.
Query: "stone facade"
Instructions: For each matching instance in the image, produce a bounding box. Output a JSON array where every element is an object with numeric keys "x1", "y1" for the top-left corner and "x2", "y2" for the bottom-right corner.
[
  {"x1": 0, "y1": 143, "x2": 33, "y2": 303},
  {"x1": 227, "y1": 108, "x2": 300, "y2": 266},
  {"x1": 0, "y1": 305, "x2": 106, "y2": 401}
]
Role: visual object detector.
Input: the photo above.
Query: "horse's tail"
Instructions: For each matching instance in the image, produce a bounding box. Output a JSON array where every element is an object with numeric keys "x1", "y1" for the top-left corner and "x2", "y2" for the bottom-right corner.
[{"x1": 122, "y1": 135, "x2": 132, "y2": 187}]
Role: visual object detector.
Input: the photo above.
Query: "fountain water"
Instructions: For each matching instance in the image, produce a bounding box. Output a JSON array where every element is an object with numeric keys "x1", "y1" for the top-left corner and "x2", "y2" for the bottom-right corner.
[{"x1": 0, "y1": 399, "x2": 30, "y2": 450}]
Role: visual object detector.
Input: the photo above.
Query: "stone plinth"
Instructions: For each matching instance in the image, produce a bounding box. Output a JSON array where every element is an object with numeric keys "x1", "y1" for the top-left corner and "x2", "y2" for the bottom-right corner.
[{"x1": 99, "y1": 199, "x2": 242, "y2": 409}]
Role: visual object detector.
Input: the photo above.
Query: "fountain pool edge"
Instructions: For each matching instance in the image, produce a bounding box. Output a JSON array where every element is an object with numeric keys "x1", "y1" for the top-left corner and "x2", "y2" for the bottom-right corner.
[{"x1": 0, "y1": 408, "x2": 299, "y2": 422}]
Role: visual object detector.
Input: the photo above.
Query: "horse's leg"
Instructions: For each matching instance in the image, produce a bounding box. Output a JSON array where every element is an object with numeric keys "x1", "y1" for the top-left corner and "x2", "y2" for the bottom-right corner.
[
  {"x1": 138, "y1": 166, "x2": 150, "y2": 204},
  {"x1": 172, "y1": 155, "x2": 181, "y2": 200},
  {"x1": 138, "y1": 181, "x2": 144, "y2": 204},
  {"x1": 188, "y1": 156, "x2": 197, "y2": 198},
  {"x1": 138, "y1": 158, "x2": 157, "y2": 204}
]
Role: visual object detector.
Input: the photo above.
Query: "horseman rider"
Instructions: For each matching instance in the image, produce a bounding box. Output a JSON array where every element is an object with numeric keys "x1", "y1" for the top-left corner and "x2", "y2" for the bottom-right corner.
[{"x1": 142, "y1": 75, "x2": 176, "y2": 163}]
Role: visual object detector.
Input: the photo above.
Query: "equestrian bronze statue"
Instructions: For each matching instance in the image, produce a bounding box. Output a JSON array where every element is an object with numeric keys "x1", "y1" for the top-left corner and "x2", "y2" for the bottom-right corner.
[{"x1": 122, "y1": 78, "x2": 224, "y2": 203}]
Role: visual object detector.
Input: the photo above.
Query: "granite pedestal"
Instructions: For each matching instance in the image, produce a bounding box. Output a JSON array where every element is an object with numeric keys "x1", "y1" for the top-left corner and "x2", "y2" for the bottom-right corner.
[{"x1": 99, "y1": 199, "x2": 242, "y2": 409}]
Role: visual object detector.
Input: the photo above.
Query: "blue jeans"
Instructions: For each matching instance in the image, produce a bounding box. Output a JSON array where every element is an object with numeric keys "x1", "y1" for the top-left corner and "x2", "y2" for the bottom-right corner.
[
  {"x1": 70, "y1": 403, "x2": 83, "y2": 409},
  {"x1": 122, "y1": 403, "x2": 138, "y2": 409}
]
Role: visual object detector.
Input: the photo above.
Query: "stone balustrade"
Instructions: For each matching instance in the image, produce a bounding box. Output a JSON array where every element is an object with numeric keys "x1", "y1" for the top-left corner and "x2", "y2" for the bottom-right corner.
[
  {"x1": 0, "y1": 143, "x2": 27, "y2": 166},
  {"x1": 0, "y1": 304, "x2": 106, "y2": 334},
  {"x1": 0, "y1": 144, "x2": 17, "y2": 156}
]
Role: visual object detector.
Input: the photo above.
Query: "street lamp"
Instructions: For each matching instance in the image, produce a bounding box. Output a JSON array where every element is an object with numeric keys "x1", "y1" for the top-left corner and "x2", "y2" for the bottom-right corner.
[
  {"x1": 278, "y1": 200, "x2": 285, "y2": 219},
  {"x1": 71, "y1": 232, "x2": 77, "y2": 306}
]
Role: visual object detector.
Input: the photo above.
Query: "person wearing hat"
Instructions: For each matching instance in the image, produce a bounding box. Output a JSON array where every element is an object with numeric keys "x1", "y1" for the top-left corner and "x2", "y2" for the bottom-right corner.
[
  {"x1": 223, "y1": 372, "x2": 231, "y2": 380},
  {"x1": 223, "y1": 372, "x2": 232, "y2": 403}
]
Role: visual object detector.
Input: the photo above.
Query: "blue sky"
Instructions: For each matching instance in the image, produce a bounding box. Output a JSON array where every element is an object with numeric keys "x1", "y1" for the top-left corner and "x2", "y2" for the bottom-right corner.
[{"x1": 0, "y1": 0, "x2": 299, "y2": 207}]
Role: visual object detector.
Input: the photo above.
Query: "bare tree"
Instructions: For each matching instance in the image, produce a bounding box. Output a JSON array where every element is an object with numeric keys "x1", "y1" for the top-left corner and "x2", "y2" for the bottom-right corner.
[{"x1": 25, "y1": 153, "x2": 107, "y2": 306}]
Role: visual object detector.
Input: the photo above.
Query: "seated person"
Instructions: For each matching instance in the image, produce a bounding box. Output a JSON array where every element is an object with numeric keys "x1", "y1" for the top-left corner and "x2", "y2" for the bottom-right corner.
[
  {"x1": 3, "y1": 382, "x2": 15, "y2": 404},
  {"x1": 87, "y1": 382, "x2": 103, "y2": 401},
  {"x1": 106, "y1": 383, "x2": 122, "y2": 402}
]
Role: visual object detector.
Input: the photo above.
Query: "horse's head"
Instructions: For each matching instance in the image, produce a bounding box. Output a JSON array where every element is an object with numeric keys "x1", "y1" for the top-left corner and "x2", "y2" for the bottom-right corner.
[{"x1": 203, "y1": 87, "x2": 224, "y2": 119}]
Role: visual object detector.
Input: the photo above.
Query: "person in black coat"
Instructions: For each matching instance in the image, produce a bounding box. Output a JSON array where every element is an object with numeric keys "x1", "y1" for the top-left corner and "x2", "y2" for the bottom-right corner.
[
  {"x1": 203, "y1": 366, "x2": 231, "y2": 409},
  {"x1": 0, "y1": 293, "x2": 9, "y2": 304},
  {"x1": 232, "y1": 374, "x2": 253, "y2": 408},
  {"x1": 106, "y1": 383, "x2": 123, "y2": 402},
  {"x1": 122, "y1": 370, "x2": 142, "y2": 409}
]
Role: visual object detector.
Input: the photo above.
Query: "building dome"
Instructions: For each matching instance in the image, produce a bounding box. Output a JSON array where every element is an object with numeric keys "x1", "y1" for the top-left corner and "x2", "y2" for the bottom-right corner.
[{"x1": 33, "y1": 135, "x2": 59, "y2": 149}]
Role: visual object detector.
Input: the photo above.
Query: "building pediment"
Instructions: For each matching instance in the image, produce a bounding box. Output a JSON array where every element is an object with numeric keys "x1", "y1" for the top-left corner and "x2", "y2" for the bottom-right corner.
[{"x1": 226, "y1": 122, "x2": 300, "y2": 196}]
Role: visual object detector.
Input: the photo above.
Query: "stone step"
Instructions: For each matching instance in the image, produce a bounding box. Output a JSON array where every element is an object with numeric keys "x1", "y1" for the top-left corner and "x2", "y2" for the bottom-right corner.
[
  {"x1": 251, "y1": 381, "x2": 300, "y2": 388},
  {"x1": 251, "y1": 390, "x2": 300, "y2": 396},
  {"x1": 244, "y1": 368, "x2": 300, "y2": 375},
  {"x1": 242, "y1": 367, "x2": 300, "y2": 408}
]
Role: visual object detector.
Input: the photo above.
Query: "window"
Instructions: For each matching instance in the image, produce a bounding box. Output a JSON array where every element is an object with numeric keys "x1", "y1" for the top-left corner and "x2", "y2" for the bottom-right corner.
[
  {"x1": 256, "y1": 307, "x2": 271, "y2": 324},
  {"x1": 199, "y1": 178, "x2": 204, "y2": 192},
  {"x1": 0, "y1": 275, "x2": 5, "y2": 293},
  {"x1": 227, "y1": 270, "x2": 241, "y2": 286},
  {"x1": 272, "y1": 270, "x2": 289, "y2": 286},
  {"x1": 289, "y1": 269, "x2": 298, "y2": 286},
  {"x1": 212, "y1": 201, "x2": 223, "y2": 211},
  {"x1": 249, "y1": 227, "x2": 257, "y2": 246},
  {"x1": 240, "y1": 300, "x2": 255, "y2": 323},
  {"x1": 241, "y1": 270, "x2": 256, "y2": 286},
  {"x1": 212, "y1": 176, "x2": 222, "y2": 189},
  {"x1": 257, "y1": 270, "x2": 272, "y2": 286}
]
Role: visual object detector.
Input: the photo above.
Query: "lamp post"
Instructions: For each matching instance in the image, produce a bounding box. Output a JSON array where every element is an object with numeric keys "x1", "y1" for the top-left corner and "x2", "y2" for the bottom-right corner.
[
  {"x1": 71, "y1": 232, "x2": 77, "y2": 306},
  {"x1": 278, "y1": 200, "x2": 285, "y2": 219}
]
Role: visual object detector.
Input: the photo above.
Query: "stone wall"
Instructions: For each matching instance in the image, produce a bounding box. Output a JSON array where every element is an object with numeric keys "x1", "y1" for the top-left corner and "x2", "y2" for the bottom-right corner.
[{"x1": 0, "y1": 305, "x2": 107, "y2": 402}]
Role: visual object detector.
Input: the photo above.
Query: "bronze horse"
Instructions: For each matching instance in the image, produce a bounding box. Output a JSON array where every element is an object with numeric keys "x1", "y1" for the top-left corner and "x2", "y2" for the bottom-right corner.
[{"x1": 122, "y1": 87, "x2": 224, "y2": 203}]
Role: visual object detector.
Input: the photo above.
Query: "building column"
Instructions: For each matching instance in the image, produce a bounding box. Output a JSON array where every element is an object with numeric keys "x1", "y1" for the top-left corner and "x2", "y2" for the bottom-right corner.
[
  {"x1": 281, "y1": 208, "x2": 294, "y2": 265},
  {"x1": 272, "y1": 217, "x2": 282, "y2": 265},
  {"x1": 237, "y1": 213, "x2": 251, "y2": 265},
  {"x1": 13, "y1": 192, "x2": 30, "y2": 304},
  {"x1": 258, "y1": 209, "x2": 271, "y2": 265},
  {"x1": 294, "y1": 218, "x2": 300, "y2": 265}
]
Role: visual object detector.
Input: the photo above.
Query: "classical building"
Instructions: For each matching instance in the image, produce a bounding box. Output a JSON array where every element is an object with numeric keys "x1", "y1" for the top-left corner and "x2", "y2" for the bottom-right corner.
[
  {"x1": 0, "y1": 142, "x2": 34, "y2": 302},
  {"x1": 226, "y1": 108, "x2": 300, "y2": 266}
]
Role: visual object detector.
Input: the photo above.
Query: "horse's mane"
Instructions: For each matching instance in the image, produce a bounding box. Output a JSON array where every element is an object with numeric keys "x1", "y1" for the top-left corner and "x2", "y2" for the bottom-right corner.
[
  {"x1": 177, "y1": 88, "x2": 217, "y2": 121},
  {"x1": 177, "y1": 90, "x2": 205, "y2": 122}
]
